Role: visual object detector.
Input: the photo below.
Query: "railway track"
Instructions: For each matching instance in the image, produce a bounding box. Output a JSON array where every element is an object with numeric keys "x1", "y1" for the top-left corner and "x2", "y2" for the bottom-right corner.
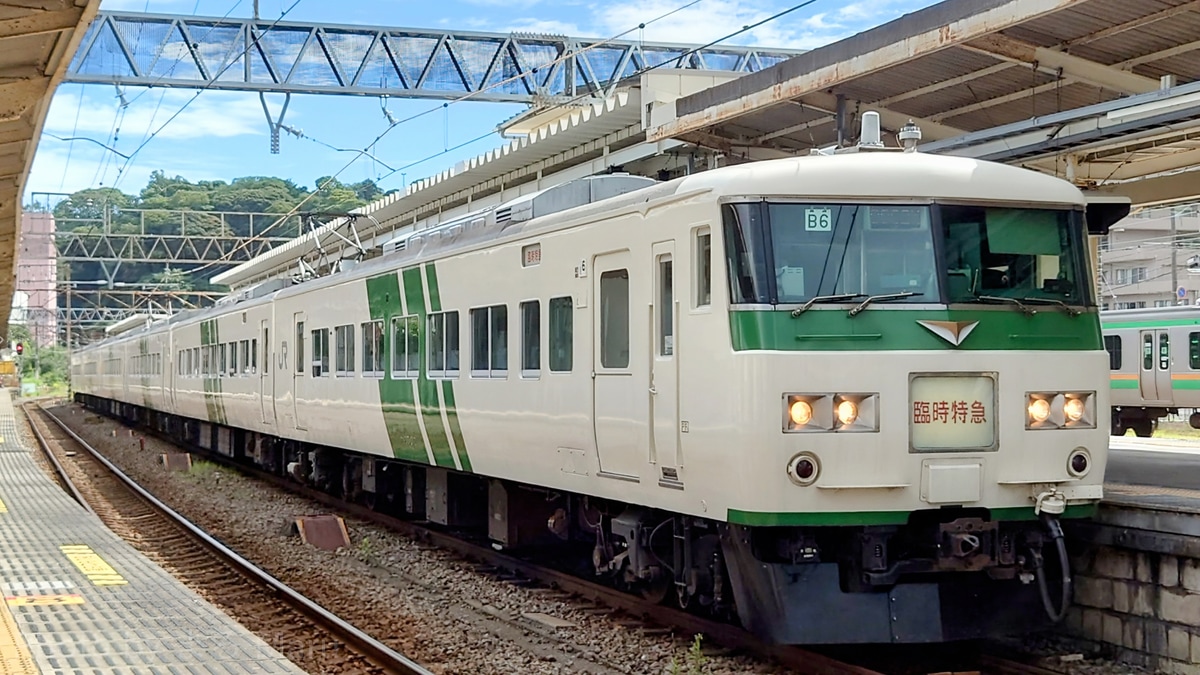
[
  {"x1": 35, "y1": 401, "x2": 1077, "y2": 675},
  {"x1": 25, "y1": 403, "x2": 433, "y2": 675}
]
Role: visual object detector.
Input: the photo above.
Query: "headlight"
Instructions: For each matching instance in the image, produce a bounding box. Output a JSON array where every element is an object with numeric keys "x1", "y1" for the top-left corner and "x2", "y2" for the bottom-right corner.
[
  {"x1": 789, "y1": 400, "x2": 813, "y2": 426},
  {"x1": 1028, "y1": 398, "x2": 1051, "y2": 424},
  {"x1": 836, "y1": 400, "x2": 858, "y2": 426},
  {"x1": 1064, "y1": 397, "x2": 1085, "y2": 422},
  {"x1": 1026, "y1": 392, "x2": 1096, "y2": 429}
]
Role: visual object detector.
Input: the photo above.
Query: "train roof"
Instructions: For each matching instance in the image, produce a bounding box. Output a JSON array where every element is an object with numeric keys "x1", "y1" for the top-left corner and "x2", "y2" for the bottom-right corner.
[
  {"x1": 675, "y1": 151, "x2": 1087, "y2": 206},
  {"x1": 1100, "y1": 305, "x2": 1200, "y2": 325}
]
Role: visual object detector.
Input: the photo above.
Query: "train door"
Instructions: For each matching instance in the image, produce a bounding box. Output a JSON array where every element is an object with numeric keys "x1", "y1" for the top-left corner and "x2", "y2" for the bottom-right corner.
[
  {"x1": 259, "y1": 319, "x2": 276, "y2": 425},
  {"x1": 1139, "y1": 330, "x2": 1171, "y2": 401},
  {"x1": 650, "y1": 241, "x2": 681, "y2": 484},
  {"x1": 592, "y1": 250, "x2": 644, "y2": 480},
  {"x1": 292, "y1": 311, "x2": 307, "y2": 431}
]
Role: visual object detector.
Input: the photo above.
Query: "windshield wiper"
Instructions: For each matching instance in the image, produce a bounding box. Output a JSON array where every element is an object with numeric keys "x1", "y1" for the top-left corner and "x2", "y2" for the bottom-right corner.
[
  {"x1": 790, "y1": 293, "x2": 867, "y2": 317},
  {"x1": 848, "y1": 292, "x2": 923, "y2": 317},
  {"x1": 1016, "y1": 296, "x2": 1083, "y2": 317},
  {"x1": 975, "y1": 294, "x2": 1036, "y2": 316}
]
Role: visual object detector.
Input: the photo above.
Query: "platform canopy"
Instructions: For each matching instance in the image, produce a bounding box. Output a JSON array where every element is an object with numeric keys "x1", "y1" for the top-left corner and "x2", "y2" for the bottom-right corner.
[
  {"x1": 647, "y1": 0, "x2": 1200, "y2": 207},
  {"x1": 0, "y1": 0, "x2": 100, "y2": 336}
]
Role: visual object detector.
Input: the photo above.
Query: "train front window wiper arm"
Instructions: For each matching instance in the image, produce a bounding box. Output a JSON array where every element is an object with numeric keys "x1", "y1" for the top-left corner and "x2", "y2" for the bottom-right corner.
[
  {"x1": 1016, "y1": 296, "x2": 1082, "y2": 317},
  {"x1": 975, "y1": 294, "x2": 1036, "y2": 316},
  {"x1": 790, "y1": 293, "x2": 867, "y2": 317},
  {"x1": 848, "y1": 292, "x2": 923, "y2": 317}
]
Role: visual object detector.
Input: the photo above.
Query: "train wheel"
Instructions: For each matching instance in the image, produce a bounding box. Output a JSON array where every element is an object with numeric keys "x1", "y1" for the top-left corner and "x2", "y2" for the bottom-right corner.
[
  {"x1": 1190, "y1": 412, "x2": 1200, "y2": 429},
  {"x1": 1132, "y1": 420, "x2": 1155, "y2": 438}
]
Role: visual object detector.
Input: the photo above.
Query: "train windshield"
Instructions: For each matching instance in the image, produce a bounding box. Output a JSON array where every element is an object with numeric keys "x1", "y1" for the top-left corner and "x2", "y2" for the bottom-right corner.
[{"x1": 722, "y1": 202, "x2": 1090, "y2": 307}]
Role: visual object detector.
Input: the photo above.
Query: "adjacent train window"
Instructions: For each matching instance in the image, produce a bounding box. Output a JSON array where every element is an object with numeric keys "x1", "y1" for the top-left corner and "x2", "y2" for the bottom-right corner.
[
  {"x1": 600, "y1": 269, "x2": 630, "y2": 368},
  {"x1": 1143, "y1": 334, "x2": 1153, "y2": 370},
  {"x1": 295, "y1": 321, "x2": 305, "y2": 374},
  {"x1": 549, "y1": 297, "x2": 572, "y2": 372},
  {"x1": 471, "y1": 305, "x2": 508, "y2": 377},
  {"x1": 1192, "y1": 333, "x2": 1200, "y2": 370},
  {"x1": 335, "y1": 324, "x2": 355, "y2": 376},
  {"x1": 230, "y1": 342, "x2": 239, "y2": 376},
  {"x1": 311, "y1": 328, "x2": 329, "y2": 377},
  {"x1": 362, "y1": 320, "x2": 384, "y2": 376},
  {"x1": 521, "y1": 300, "x2": 540, "y2": 375},
  {"x1": 251, "y1": 339, "x2": 258, "y2": 374},
  {"x1": 220, "y1": 343, "x2": 228, "y2": 376},
  {"x1": 1104, "y1": 335, "x2": 1122, "y2": 370},
  {"x1": 241, "y1": 340, "x2": 252, "y2": 375},
  {"x1": 391, "y1": 316, "x2": 419, "y2": 379},
  {"x1": 428, "y1": 311, "x2": 460, "y2": 377},
  {"x1": 1160, "y1": 333, "x2": 1170, "y2": 371},
  {"x1": 695, "y1": 228, "x2": 711, "y2": 307}
]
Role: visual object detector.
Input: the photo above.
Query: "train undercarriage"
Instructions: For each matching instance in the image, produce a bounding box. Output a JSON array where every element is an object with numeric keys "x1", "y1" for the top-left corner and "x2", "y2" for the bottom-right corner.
[
  {"x1": 78, "y1": 394, "x2": 1073, "y2": 644},
  {"x1": 1111, "y1": 406, "x2": 1200, "y2": 437}
]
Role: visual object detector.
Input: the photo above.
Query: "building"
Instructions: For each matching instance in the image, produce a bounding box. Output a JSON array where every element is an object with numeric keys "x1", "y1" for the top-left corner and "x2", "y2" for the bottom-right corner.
[
  {"x1": 1099, "y1": 206, "x2": 1200, "y2": 310},
  {"x1": 13, "y1": 212, "x2": 57, "y2": 347}
]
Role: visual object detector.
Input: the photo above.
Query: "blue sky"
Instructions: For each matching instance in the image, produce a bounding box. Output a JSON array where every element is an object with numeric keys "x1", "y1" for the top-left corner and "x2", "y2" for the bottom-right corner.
[{"x1": 28, "y1": 0, "x2": 938, "y2": 204}]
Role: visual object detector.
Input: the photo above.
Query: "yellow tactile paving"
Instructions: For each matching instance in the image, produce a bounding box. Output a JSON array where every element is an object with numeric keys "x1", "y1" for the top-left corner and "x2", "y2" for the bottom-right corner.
[
  {"x1": 59, "y1": 545, "x2": 128, "y2": 586},
  {"x1": 0, "y1": 593, "x2": 37, "y2": 674},
  {"x1": 5, "y1": 595, "x2": 84, "y2": 607}
]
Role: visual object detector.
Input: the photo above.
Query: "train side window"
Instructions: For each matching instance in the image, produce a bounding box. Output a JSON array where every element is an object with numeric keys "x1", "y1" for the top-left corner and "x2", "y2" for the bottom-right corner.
[
  {"x1": 240, "y1": 340, "x2": 251, "y2": 375},
  {"x1": 1103, "y1": 335, "x2": 1121, "y2": 370},
  {"x1": 427, "y1": 311, "x2": 460, "y2": 377},
  {"x1": 521, "y1": 300, "x2": 540, "y2": 375},
  {"x1": 312, "y1": 328, "x2": 329, "y2": 377},
  {"x1": 549, "y1": 297, "x2": 572, "y2": 372},
  {"x1": 296, "y1": 321, "x2": 305, "y2": 374},
  {"x1": 1160, "y1": 333, "x2": 1170, "y2": 371},
  {"x1": 1192, "y1": 333, "x2": 1200, "y2": 370},
  {"x1": 1143, "y1": 334, "x2": 1153, "y2": 370},
  {"x1": 335, "y1": 324, "x2": 355, "y2": 376},
  {"x1": 600, "y1": 269, "x2": 630, "y2": 368},
  {"x1": 695, "y1": 227, "x2": 711, "y2": 307},
  {"x1": 391, "y1": 316, "x2": 419, "y2": 379},
  {"x1": 251, "y1": 339, "x2": 258, "y2": 374},
  {"x1": 230, "y1": 342, "x2": 239, "y2": 376},
  {"x1": 471, "y1": 305, "x2": 508, "y2": 378},
  {"x1": 220, "y1": 343, "x2": 228, "y2": 377},
  {"x1": 362, "y1": 320, "x2": 384, "y2": 376}
]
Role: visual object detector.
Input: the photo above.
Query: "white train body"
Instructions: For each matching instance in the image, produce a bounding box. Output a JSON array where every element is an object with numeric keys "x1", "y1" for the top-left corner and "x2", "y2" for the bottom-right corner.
[{"x1": 73, "y1": 150, "x2": 1113, "y2": 643}]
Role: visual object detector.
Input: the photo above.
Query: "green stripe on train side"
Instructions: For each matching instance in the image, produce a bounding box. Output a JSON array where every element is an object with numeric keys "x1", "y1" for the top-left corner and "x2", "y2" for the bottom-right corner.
[
  {"x1": 1173, "y1": 380, "x2": 1200, "y2": 390},
  {"x1": 1102, "y1": 318, "x2": 1200, "y2": 329},
  {"x1": 727, "y1": 503, "x2": 1097, "y2": 527},
  {"x1": 425, "y1": 262, "x2": 472, "y2": 472},
  {"x1": 366, "y1": 273, "x2": 428, "y2": 463},
  {"x1": 730, "y1": 308, "x2": 1102, "y2": 351},
  {"x1": 403, "y1": 267, "x2": 456, "y2": 469},
  {"x1": 1111, "y1": 379, "x2": 1139, "y2": 389}
]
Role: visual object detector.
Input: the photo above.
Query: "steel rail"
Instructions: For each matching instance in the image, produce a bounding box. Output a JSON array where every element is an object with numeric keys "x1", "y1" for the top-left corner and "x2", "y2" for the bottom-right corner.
[
  {"x1": 24, "y1": 403, "x2": 94, "y2": 515},
  {"x1": 31, "y1": 404, "x2": 434, "y2": 675}
]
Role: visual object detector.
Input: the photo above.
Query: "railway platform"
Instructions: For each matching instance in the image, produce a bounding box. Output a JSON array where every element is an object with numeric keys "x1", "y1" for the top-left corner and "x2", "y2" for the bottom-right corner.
[{"x1": 0, "y1": 390, "x2": 304, "y2": 674}]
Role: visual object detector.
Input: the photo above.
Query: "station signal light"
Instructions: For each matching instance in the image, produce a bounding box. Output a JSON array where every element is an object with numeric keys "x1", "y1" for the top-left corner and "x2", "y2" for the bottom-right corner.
[{"x1": 14, "y1": 343, "x2": 22, "y2": 355}]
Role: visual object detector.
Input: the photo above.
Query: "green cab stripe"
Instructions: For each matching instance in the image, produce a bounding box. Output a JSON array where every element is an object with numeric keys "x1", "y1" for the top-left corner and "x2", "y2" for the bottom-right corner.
[
  {"x1": 731, "y1": 308, "x2": 1102, "y2": 351},
  {"x1": 366, "y1": 273, "x2": 427, "y2": 463},
  {"x1": 424, "y1": 263, "x2": 472, "y2": 472},
  {"x1": 403, "y1": 267, "x2": 456, "y2": 469},
  {"x1": 727, "y1": 503, "x2": 1097, "y2": 527}
]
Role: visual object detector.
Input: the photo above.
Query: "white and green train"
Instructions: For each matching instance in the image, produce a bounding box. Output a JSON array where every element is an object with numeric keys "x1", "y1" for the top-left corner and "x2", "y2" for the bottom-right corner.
[
  {"x1": 72, "y1": 116, "x2": 1126, "y2": 644},
  {"x1": 1101, "y1": 305, "x2": 1200, "y2": 436}
]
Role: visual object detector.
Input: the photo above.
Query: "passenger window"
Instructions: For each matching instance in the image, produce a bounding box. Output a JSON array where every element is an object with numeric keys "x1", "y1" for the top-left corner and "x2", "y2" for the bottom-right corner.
[
  {"x1": 391, "y1": 316, "x2": 419, "y2": 379},
  {"x1": 1143, "y1": 334, "x2": 1153, "y2": 370},
  {"x1": 240, "y1": 340, "x2": 251, "y2": 375},
  {"x1": 695, "y1": 228, "x2": 711, "y2": 307},
  {"x1": 220, "y1": 343, "x2": 228, "y2": 376},
  {"x1": 1192, "y1": 333, "x2": 1200, "y2": 370},
  {"x1": 1160, "y1": 333, "x2": 1170, "y2": 371},
  {"x1": 312, "y1": 328, "x2": 329, "y2": 377},
  {"x1": 335, "y1": 325, "x2": 355, "y2": 376},
  {"x1": 1103, "y1": 335, "x2": 1122, "y2": 371},
  {"x1": 659, "y1": 256, "x2": 674, "y2": 356},
  {"x1": 549, "y1": 297, "x2": 572, "y2": 372},
  {"x1": 362, "y1": 320, "x2": 383, "y2": 376},
  {"x1": 600, "y1": 269, "x2": 630, "y2": 368},
  {"x1": 251, "y1": 339, "x2": 258, "y2": 373},
  {"x1": 470, "y1": 305, "x2": 508, "y2": 377},
  {"x1": 521, "y1": 300, "x2": 540, "y2": 374},
  {"x1": 427, "y1": 311, "x2": 460, "y2": 377}
]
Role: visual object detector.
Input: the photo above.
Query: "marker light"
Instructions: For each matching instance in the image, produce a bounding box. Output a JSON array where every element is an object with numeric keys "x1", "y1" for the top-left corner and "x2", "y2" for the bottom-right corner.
[
  {"x1": 1028, "y1": 398, "x2": 1051, "y2": 424},
  {"x1": 836, "y1": 400, "x2": 859, "y2": 426},
  {"x1": 790, "y1": 400, "x2": 814, "y2": 426},
  {"x1": 1064, "y1": 397, "x2": 1085, "y2": 422}
]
